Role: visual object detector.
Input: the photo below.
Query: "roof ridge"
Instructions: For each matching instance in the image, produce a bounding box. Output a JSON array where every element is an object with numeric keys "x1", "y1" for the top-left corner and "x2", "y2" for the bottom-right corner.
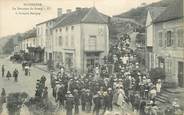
[
  {"x1": 81, "y1": 7, "x2": 93, "y2": 22},
  {"x1": 52, "y1": 13, "x2": 73, "y2": 29},
  {"x1": 81, "y1": 7, "x2": 107, "y2": 23},
  {"x1": 153, "y1": 0, "x2": 183, "y2": 23},
  {"x1": 95, "y1": 8, "x2": 107, "y2": 23}
]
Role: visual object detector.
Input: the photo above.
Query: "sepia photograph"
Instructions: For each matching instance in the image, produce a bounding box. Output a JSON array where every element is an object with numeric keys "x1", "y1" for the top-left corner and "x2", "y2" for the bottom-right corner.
[{"x1": 0, "y1": 0, "x2": 183, "y2": 115}]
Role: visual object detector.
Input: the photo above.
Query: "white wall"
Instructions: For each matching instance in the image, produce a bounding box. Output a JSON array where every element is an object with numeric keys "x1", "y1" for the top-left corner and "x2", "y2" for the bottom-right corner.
[
  {"x1": 36, "y1": 23, "x2": 46, "y2": 48},
  {"x1": 52, "y1": 24, "x2": 82, "y2": 70},
  {"x1": 82, "y1": 23, "x2": 109, "y2": 54},
  {"x1": 52, "y1": 23, "x2": 109, "y2": 72},
  {"x1": 146, "y1": 11, "x2": 154, "y2": 47}
]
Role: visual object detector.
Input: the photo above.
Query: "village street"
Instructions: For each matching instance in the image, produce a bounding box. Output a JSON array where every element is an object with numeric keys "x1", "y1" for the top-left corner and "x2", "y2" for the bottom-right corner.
[
  {"x1": 0, "y1": 57, "x2": 51, "y2": 98},
  {"x1": 0, "y1": 57, "x2": 137, "y2": 115}
]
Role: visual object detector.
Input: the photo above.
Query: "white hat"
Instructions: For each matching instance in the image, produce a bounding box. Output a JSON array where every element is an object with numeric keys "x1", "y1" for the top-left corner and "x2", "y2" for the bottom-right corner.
[
  {"x1": 67, "y1": 91, "x2": 71, "y2": 94},
  {"x1": 68, "y1": 94, "x2": 73, "y2": 98},
  {"x1": 108, "y1": 88, "x2": 112, "y2": 90}
]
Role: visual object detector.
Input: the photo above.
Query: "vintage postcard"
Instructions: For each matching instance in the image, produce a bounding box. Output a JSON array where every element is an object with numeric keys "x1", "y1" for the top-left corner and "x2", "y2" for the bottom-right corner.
[{"x1": 0, "y1": 0, "x2": 183, "y2": 115}]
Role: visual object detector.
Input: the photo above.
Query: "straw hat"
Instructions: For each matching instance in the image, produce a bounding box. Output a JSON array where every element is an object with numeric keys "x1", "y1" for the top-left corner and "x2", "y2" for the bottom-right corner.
[
  {"x1": 108, "y1": 88, "x2": 112, "y2": 91},
  {"x1": 68, "y1": 94, "x2": 73, "y2": 98},
  {"x1": 67, "y1": 91, "x2": 71, "y2": 94}
]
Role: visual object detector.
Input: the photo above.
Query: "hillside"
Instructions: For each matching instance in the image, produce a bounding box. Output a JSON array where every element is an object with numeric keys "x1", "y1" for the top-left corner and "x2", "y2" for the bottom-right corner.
[
  {"x1": 0, "y1": 33, "x2": 23, "y2": 54},
  {"x1": 114, "y1": 0, "x2": 175, "y2": 25}
]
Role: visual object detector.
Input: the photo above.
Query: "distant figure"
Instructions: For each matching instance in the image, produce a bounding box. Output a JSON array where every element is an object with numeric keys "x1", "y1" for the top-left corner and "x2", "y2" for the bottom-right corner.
[
  {"x1": 139, "y1": 101, "x2": 146, "y2": 115},
  {"x1": 43, "y1": 87, "x2": 48, "y2": 104},
  {"x1": 156, "y1": 79, "x2": 162, "y2": 94},
  {"x1": 25, "y1": 65, "x2": 30, "y2": 76},
  {"x1": 1, "y1": 65, "x2": 5, "y2": 77},
  {"x1": 65, "y1": 93, "x2": 74, "y2": 115},
  {"x1": 6, "y1": 71, "x2": 11, "y2": 80},
  {"x1": 93, "y1": 92, "x2": 101, "y2": 115},
  {"x1": 22, "y1": 62, "x2": 26, "y2": 70},
  {"x1": 13, "y1": 69, "x2": 19, "y2": 82},
  {"x1": 1, "y1": 88, "x2": 6, "y2": 103}
]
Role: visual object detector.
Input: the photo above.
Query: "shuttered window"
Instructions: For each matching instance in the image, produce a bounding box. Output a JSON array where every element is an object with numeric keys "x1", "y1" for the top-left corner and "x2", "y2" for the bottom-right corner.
[
  {"x1": 166, "y1": 31, "x2": 172, "y2": 47},
  {"x1": 159, "y1": 32, "x2": 163, "y2": 47},
  {"x1": 89, "y1": 35, "x2": 96, "y2": 50},
  {"x1": 178, "y1": 29, "x2": 184, "y2": 47},
  {"x1": 58, "y1": 36, "x2": 62, "y2": 46}
]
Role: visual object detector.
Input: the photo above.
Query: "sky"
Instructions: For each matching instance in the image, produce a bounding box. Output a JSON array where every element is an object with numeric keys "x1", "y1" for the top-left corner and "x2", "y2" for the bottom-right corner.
[{"x1": 0, "y1": 0, "x2": 161, "y2": 38}]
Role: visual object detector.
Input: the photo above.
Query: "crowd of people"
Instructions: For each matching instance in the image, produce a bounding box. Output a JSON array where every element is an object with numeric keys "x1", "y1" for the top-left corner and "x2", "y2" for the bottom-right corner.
[
  {"x1": 0, "y1": 34, "x2": 183, "y2": 115},
  {"x1": 48, "y1": 34, "x2": 180, "y2": 115}
]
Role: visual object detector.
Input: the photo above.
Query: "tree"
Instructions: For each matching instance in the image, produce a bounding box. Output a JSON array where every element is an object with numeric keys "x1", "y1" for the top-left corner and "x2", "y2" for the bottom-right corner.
[
  {"x1": 149, "y1": 67, "x2": 166, "y2": 82},
  {"x1": 2, "y1": 38, "x2": 14, "y2": 54}
]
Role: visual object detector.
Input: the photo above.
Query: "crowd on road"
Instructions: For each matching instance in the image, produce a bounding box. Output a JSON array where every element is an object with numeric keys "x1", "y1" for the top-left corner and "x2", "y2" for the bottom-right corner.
[
  {"x1": 46, "y1": 34, "x2": 182, "y2": 115},
  {"x1": 0, "y1": 34, "x2": 183, "y2": 115}
]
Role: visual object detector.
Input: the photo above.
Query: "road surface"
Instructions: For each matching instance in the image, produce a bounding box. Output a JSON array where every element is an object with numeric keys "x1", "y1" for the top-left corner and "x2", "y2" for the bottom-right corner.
[{"x1": 0, "y1": 57, "x2": 136, "y2": 115}]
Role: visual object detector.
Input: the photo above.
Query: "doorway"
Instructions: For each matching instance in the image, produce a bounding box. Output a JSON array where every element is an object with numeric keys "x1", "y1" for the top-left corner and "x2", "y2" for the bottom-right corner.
[
  {"x1": 178, "y1": 62, "x2": 184, "y2": 87},
  {"x1": 49, "y1": 53, "x2": 52, "y2": 61}
]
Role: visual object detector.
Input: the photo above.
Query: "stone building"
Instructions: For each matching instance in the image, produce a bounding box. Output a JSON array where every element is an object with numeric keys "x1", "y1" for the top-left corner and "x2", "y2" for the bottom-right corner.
[
  {"x1": 146, "y1": 0, "x2": 184, "y2": 87},
  {"x1": 51, "y1": 7, "x2": 109, "y2": 72}
]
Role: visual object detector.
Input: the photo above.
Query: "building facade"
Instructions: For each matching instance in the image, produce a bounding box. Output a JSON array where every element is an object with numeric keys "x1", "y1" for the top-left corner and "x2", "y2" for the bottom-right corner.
[
  {"x1": 21, "y1": 29, "x2": 36, "y2": 53},
  {"x1": 146, "y1": 0, "x2": 184, "y2": 87},
  {"x1": 51, "y1": 7, "x2": 109, "y2": 72}
]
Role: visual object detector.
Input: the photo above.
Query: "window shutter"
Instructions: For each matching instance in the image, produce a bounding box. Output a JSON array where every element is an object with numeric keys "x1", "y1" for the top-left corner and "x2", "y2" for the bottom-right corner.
[
  {"x1": 165, "y1": 32, "x2": 167, "y2": 47},
  {"x1": 171, "y1": 31, "x2": 175, "y2": 46}
]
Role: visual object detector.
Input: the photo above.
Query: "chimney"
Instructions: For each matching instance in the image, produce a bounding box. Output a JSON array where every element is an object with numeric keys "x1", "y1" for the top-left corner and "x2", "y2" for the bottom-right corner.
[
  {"x1": 66, "y1": 9, "x2": 72, "y2": 14},
  {"x1": 57, "y1": 8, "x2": 62, "y2": 17},
  {"x1": 76, "y1": 7, "x2": 81, "y2": 11}
]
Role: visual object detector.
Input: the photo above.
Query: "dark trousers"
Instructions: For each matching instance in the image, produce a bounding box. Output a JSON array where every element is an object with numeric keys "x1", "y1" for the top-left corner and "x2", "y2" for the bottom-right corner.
[
  {"x1": 74, "y1": 105, "x2": 79, "y2": 115},
  {"x1": 93, "y1": 106, "x2": 99, "y2": 115},
  {"x1": 81, "y1": 103, "x2": 85, "y2": 111},
  {"x1": 14, "y1": 76, "x2": 18, "y2": 82},
  {"x1": 66, "y1": 109, "x2": 72, "y2": 115},
  {"x1": 108, "y1": 103, "x2": 113, "y2": 111},
  {"x1": 2, "y1": 71, "x2": 4, "y2": 77}
]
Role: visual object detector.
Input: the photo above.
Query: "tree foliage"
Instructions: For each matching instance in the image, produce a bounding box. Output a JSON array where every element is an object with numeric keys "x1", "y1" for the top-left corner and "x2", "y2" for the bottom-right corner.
[
  {"x1": 149, "y1": 67, "x2": 166, "y2": 81},
  {"x1": 2, "y1": 38, "x2": 14, "y2": 54}
]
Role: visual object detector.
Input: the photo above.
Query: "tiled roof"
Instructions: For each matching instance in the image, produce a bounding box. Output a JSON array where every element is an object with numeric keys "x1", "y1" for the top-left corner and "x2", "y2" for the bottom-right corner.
[
  {"x1": 148, "y1": 7, "x2": 166, "y2": 20},
  {"x1": 36, "y1": 14, "x2": 68, "y2": 26},
  {"x1": 81, "y1": 7, "x2": 108, "y2": 23},
  {"x1": 154, "y1": 0, "x2": 183, "y2": 23},
  {"x1": 53, "y1": 7, "x2": 108, "y2": 28}
]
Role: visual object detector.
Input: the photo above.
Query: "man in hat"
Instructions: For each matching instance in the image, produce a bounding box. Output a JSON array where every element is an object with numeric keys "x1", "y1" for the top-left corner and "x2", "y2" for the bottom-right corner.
[
  {"x1": 65, "y1": 92, "x2": 74, "y2": 115},
  {"x1": 81, "y1": 88, "x2": 86, "y2": 111},
  {"x1": 86, "y1": 89, "x2": 93, "y2": 112},
  {"x1": 103, "y1": 91, "x2": 110, "y2": 113},
  {"x1": 73, "y1": 89, "x2": 80, "y2": 115},
  {"x1": 107, "y1": 88, "x2": 113, "y2": 111},
  {"x1": 1, "y1": 64, "x2": 5, "y2": 77},
  {"x1": 57, "y1": 84, "x2": 65, "y2": 110},
  {"x1": 93, "y1": 92, "x2": 101, "y2": 115},
  {"x1": 13, "y1": 69, "x2": 19, "y2": 82},
  {"x1": 6, "y1": 71, "x2": 11, "y2": 80}
]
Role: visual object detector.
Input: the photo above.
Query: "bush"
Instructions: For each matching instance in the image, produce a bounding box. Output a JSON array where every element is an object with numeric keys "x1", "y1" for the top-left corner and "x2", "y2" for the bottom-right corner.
[{"x1": 149, "y1": 67, "x2": 166, "y2": 82}]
